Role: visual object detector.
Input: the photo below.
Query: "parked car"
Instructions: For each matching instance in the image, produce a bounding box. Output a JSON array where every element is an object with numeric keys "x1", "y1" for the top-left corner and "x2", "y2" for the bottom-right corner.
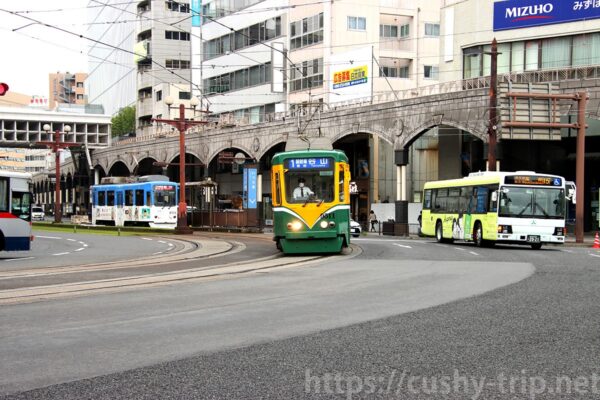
[
  {"x1": 31, "y1": 206, "x2": 45, "y2": 221},
  {"x1": 350, "y1": 219, "x2": 362, "y2": 238}
]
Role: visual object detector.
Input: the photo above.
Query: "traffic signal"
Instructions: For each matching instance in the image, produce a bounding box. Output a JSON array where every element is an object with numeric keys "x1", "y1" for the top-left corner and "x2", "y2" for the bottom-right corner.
[{"x1": 0, "y1": 83, "x2": 8, "y2": 96}]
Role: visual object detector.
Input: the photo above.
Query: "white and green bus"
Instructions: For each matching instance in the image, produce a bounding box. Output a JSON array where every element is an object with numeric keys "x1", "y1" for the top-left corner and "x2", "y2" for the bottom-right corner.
[{"x1": 421, "y1": 171, "x2": 568, "y2": 249}]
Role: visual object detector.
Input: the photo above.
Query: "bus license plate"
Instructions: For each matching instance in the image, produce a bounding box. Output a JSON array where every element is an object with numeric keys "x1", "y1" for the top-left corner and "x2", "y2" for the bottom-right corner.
[{"x1": 527, "y1": 235, "x2": 540, "y2": 243}]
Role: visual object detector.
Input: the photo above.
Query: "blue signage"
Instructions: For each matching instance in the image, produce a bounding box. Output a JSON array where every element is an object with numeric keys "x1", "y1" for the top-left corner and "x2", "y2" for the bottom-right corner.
[
  {"x1": 191, "y1": 0, "x2": 202, "y2": 27},
  {"x1": 286, "y1": 158, "x2": 332, "y2": 170},
  {"x1": 494, "y1": 0, "x2": 600, "y2": 31},
  {"x1": 243, "y1": 166, "x2": 258, "y2": 209}
]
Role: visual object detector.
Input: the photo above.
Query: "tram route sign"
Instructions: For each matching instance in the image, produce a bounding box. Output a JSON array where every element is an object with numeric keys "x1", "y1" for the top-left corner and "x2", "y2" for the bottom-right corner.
[{"x1": 243, "y1": 165, "x2": 258, "y2": 209}]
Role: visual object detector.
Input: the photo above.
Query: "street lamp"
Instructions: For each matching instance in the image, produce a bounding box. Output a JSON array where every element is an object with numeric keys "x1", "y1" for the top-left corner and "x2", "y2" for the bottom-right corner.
[
  {"x1": 153, "y1": 96, "x2": 207, "y2": 234},
  {"x1": 40, "y1": 124, "x2": 75, "y2": 223}
]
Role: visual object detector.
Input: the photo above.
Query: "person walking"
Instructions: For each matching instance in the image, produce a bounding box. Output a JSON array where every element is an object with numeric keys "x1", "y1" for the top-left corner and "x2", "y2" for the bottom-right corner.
[{"x1": 369, "y1": 210, "x2": 377, "y2": 232}]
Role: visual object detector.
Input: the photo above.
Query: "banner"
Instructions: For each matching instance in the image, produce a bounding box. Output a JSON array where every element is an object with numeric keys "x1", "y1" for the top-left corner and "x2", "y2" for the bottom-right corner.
[
  {"x1": 333, "y1": 66, "x2": 368, "y2": 89},
  {"x1": 494, "y1": 0, "x2": 600, "y2": 31}
]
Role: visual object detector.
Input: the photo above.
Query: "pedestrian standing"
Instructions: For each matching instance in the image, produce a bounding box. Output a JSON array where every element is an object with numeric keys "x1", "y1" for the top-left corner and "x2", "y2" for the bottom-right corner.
[{"x1": 369, "y1": 210, "x2": 377, "y2": 232}]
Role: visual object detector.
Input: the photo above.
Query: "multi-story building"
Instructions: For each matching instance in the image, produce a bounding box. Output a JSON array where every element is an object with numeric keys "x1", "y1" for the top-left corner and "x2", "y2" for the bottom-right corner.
[
  {"x1": 0, "y1": 148, "x2": 51, "y2": 173},
  {"x1": 85, "y1": 0, "x2": 137, "y2": 116},
  {"x1": 48, "y1": 72, "x2": 88, "y2": 106},
  {"x1": 135, "y1": 0, "x2": 194, "y2": 136}
]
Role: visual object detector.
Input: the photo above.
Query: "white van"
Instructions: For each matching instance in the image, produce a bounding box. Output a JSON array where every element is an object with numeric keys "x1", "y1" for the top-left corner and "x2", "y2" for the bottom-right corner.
[{"x1": 31, "y1": 206, "x2": 45, "y2": 221}]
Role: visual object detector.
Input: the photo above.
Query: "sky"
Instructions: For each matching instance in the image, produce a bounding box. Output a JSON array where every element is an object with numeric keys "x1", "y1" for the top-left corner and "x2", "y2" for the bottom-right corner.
[{"x1": 0, "y1": 1, "x2": 88, "y2": 97}]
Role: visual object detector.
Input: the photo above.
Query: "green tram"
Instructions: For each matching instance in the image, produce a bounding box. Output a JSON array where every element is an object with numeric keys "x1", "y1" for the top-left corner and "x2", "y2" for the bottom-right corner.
[{"x1": 271, "y1": 150, "x2": 351, "y2": 254}]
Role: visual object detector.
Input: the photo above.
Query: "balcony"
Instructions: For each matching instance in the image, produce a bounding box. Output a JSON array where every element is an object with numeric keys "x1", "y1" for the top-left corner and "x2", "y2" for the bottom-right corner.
[
  {"x1": 137, "y1": 97, "x2": 154, "y2": 117},
  {"x1": 379, "y1": 38, "x2": 414, "y2": 59}
]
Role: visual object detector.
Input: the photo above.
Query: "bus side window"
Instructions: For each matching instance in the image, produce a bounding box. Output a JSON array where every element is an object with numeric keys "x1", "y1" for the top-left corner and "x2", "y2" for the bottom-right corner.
[
  {"x1": 135, "y1": 190, "x2": 144, "y2": 206},
  {"x1": 473, "y1": 187, "x2": 488, "y2": 213},
  {"x1": 488, "y1": 186, "x2": 498, "y2": 213},
  {"x1": 0, "y1": 178, "x2": 8, "y2": 212},
  {"x1": 116, "y1": 191, "x2": 124, "y2": 208},
  {"x1": 461, "y1": 187, "x2": 473, "y2": 213},
  {"x1": 107, "y1": 191, "x2": 115, "y2": 206},
  {"x1": 146, "y1": 191, "x2": 152, "y2": 206},
  {"x1": 98, "y1": 191, "x2": 106, "y2": 206},
  {"x1": 423, "y1": 190, "x2": 431, "y2": 209},
  {"x1": 338, "y1": 167, "x2": 344, "y2": 202}
]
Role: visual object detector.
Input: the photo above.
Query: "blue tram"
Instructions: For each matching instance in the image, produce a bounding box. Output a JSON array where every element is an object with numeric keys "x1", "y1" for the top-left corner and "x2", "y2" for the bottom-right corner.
[{"x1": 91, "y1": 176, "x2": 178, "y2": 229}]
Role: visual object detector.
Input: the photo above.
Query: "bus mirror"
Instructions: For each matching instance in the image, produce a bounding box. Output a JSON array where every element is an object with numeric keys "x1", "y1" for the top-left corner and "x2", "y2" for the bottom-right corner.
[{"x1": 491, "y1": 191, "x2": 498, "y2": 202}]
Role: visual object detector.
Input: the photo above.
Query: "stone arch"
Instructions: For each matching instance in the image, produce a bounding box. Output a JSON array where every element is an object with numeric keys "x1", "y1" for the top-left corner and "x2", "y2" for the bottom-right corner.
[
  {"x1": 256, "y1": 141, "x2": 286, "y2": 164},
  {"x1": 166, "y1": 152, "x2": 204, "y2": 183},
  {"x1": 400, "y1": 119, "x2": 487, "y2": 150},
  {"x1": 206, "y1": 144, "x2": 255, "y2": 166},
  {"x1": 331, "y1": 129, "x2": 395, "y2": 148},
  {"x1": 107, "y1": 160, "x2": 131, "y2": 177},
  {"x1": 136, "y1": 157, "x2": 162, "y2": 176},
  {"x1": 167, "y1": 149, "x2": 203, "y2": 165}
]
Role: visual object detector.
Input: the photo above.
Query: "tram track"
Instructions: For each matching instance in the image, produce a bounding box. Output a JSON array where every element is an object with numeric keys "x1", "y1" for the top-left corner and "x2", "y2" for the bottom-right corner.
[{"x1": 0, "y1": 244, "x2": 361, "y2": 305}]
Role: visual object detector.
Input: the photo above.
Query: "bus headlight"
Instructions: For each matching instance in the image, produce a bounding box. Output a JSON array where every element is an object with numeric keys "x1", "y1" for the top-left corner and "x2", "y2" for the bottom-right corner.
[
  {"x1": 287, "y1": 221, "x2": 302, "y2": 231},
  {"x1": 554, "y1": 227, "x2": 565, "y2": 236},
  {"x1": 320, "y1": 220, "x2": 329, "y2": 229}
]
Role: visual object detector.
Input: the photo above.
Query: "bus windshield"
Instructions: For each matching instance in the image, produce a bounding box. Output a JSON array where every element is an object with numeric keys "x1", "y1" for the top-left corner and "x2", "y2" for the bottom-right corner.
[
  {"x1": 499, "y1": 186, "x2": 565, "y2": 219},
  {"x1": 154, "y1": 186, "x2": 176, "y2": 207}
]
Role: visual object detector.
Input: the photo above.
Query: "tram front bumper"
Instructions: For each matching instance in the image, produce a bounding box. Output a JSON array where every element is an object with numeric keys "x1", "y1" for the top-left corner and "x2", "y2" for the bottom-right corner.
[{"x1": 285, "y1": 230, "x2": 340, "y2": 240}]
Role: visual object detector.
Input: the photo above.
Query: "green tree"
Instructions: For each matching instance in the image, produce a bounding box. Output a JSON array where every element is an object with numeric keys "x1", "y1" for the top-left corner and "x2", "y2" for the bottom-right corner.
[{"x1": 111, "y1": 106, "x2": 136, "y2": 137}]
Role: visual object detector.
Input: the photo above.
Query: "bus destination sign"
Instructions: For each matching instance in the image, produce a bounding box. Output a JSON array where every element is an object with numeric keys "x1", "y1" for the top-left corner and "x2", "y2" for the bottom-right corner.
[
  {"x1": 286, "y1": 158, "x2": 331, "y2": 170},
  {"x1": 154, "y1": 185, "x2": 175, "y2": 191},
  {"x1": 505, "y1": 175, "x2": 562, "y2": 186}
]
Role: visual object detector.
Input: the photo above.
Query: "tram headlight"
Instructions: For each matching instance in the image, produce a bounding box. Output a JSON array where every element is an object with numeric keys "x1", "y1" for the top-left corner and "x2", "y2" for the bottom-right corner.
[
  {"x1": 329, "y1": 221, "x2": 336, "y2": 228},
  {"x1": 320, "y1": 220, "x2": 329, "y2": 229},
  {"x1": 287, "y1": 220, "x2": 302, "y2": 231}
]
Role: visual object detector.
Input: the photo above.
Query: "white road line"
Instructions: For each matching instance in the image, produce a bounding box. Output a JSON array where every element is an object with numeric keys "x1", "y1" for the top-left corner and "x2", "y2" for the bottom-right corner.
[
  {"x1": 4, "y1": 257, "x2": 35, "y2": 262},
  {"x1": 561, "y1": 249, "x2": 574, "y2": 253},
  {"x1": 590, "y1": 254, "x2": 600, "y2": 258},
  {"x1": 393, "y1": 243, "x2": 412, "y2": 249},
  {"x1": 82, "y1": 244, "x2": 88, "y2": 247},
  {"x1": 52, "y1": 252, "x2": 70, "y2": 256},
  {"x1": 158, "y1": 240, "x2": 167, "y2": 244},
  {"x1": 168, "y1": 243, "x2": 174, "y2": 247},
  {"x1": 36, "y1": 236, "x2": 61, "y2": 240},
  {"x1": 469, "y1": 251, "x2": 479, "y2": 256},
  {"x1": 78, "y1": 242, "x2": 86, "y2": 245},
  {"x1": 454, "y1": 247, "x2": 466, "y2": 251},
  {"x1": 153, "y1": 252, "x2": 163, "y2": 255},
  {"x1": 351, "y1": 239, "x2": 425, "y2": 244},
  {"x1": 141, "y1": 237, "x2": 153, "y2": 241},
  {"x1": 74, "y1": 248, "x2": 85, "y2": 252},
  {"x1": 67, "y1": 239, "x2": 77, "y2": 242}
]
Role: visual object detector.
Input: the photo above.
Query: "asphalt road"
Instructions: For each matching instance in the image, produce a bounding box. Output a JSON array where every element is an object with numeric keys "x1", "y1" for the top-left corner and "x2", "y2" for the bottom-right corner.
[{"x1": 1, "y1": 237, "x2": 600, "y2": 399}]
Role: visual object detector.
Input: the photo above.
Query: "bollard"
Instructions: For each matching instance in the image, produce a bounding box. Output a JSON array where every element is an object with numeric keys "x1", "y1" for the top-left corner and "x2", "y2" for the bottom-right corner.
[
  {"x1": 74, "y1": 225, "x2": 77, "y2": 234},
  {"x1": 118, "y1": 227, "x2": 121, "y2": 236}
]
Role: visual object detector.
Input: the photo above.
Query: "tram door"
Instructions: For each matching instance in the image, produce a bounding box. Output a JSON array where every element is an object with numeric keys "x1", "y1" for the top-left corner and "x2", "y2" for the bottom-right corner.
[{"x1": 115, "y1": 191, "x2": 125, "y2": 226}]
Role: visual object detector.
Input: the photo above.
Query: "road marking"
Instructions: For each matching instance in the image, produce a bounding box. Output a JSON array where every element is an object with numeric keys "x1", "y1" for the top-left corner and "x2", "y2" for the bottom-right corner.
[
  {"x1": 4, "y1": 257, "x2": 35, "y2": 262},
  {"x1": 393, "y1": 243, "x2": 412, "y2": 249},
  {"x1": 153, "y1": 252, "x2": 163, "y2": 255},
  {"x1": 352, "y1": 238, "x2": 425, "y2": 244},
  {"x1": 36, "y1": 236, "x2": 61, "y2": 240},
  {"x1": 168, "y1": 243, "x2": 174, "y2": 247},
  {"x1": 74, "y1": 248, "x2": 85, "y2": 252},
  {"x1": 469, "y1": 251, "x2": 479, "y2": 256},
  {"x1": 141, "y1": 238, "x2": 152, "y2": 241},
  {"x1": 83, "y1": 244, "x2": 88, "y2": 247},
  {"x1": 590, "y1": 254, "x2": 600, "y2": 258},
  {"x1": 67, "y1": 239, "x2": 77, "y2": 242},
  {"x1": 158, "y1": 240, "x2": 167, "y2": 244},
  {"x1": 561, "y1": 249, "x2": 573, "y2": 253},
  {"x1": 454, "y1": 247, "x2": 466, "y2": 251},
  {"x1": 52, "y1": 252, "x2": 70, "y2": 256}
]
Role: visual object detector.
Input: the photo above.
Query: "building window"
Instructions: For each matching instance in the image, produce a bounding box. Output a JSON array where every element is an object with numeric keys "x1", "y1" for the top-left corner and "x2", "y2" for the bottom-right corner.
[
  {"x1": 203, "y1": 17, "x2": 282, "y2": 60},
  {"x1": 399, "y1": 66, "x2": 409, "y2": 78},
  {"x1": 289, "y1": 58, "x2": 323, "y2": 92},
  {"x1": 380, "y1": 66, "x2": 398, "y2": 77},
  {"x1": 400, "y1": 24, "x2": 410, "y2": 38},
  {"x1": 380, "y1": 24, "x2": 398, "y2": 38},
  {"x1": 166, "y1": 1, "x2": 189, "y2": 13},
  {"x1": 76, "y1": 82, "x2": 84, "y2": 88},
  {"x1": 204, "y1": 62, "x2": 272, "y2": 94},
  {"x1": 76, "y1": 94, "x2": 84, "y2": 100},
  {"x1": 179, "y1": 91, "x2": 191, "y2": 100},
  {"x1": 348, "y1": 16, "x2": 366, "y2": 31},
  {"x1": 424, "y1": 23, "x2": 440, "y2": 37},
  {"x1": 156, "y1": 90, "x2": 162, "y2": 102},
  {"x1": 290, "y1": 13, "x2": 324, "y2": 51},
  {"x1": 166, "y1": 59, "x2": 190, "y2": 69},
  {"x1": 165, "y1": 31, "x2": 190, "y2": 41},
  {"x1": 424, "y1": 65, "x2": 439, "y2": 79}
]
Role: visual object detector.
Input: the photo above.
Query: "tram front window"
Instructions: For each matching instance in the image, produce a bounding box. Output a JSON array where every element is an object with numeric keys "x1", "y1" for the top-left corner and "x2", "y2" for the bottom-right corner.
[
  {"x1": 154, "y1": 185, "x2": 177, "y2": 207},
  {"x1": 286, "y1": 172, "x2": 335, "y2": 204}
]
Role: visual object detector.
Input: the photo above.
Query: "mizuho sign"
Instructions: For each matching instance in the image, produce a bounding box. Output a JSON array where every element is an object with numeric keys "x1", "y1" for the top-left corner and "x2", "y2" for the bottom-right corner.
[{"x1": 493, "y1": 0, "x2": 600, "y2": 31}]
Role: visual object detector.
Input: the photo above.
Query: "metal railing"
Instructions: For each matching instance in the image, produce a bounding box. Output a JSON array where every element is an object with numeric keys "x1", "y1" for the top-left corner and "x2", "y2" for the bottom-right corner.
[{"x1": 118, "y1": 65, "x2": 600, "y2": 146}]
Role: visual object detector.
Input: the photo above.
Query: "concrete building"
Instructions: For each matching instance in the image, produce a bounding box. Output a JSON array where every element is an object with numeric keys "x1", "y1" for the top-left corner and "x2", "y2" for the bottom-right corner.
[
  {"x1": 135, "y1": 0, "x2": 194, "y2": 136},
  {"x1": 0, "y1": 91, "x2": 31, "y2": 108},
  {"x1": 85, "y1": 0, "x2": 137, "y2": 116},
  {"x1": 0, "y1": 148, "x2": 51, "y2": 173},
  {"x1": 48, "y1": 72, "x2": 88, "y2": 106}
]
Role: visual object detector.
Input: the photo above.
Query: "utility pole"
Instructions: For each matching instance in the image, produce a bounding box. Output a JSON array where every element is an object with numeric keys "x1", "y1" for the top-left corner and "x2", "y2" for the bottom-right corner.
[
  {"x1": 38, "y1": 125, "x2": 79, "y2": 223},
  {"x1": 487, "y1": 38, "x2": 498, "y2": 171},
  {"x1": 575, "y1": 92, "x2": 588, "y2": 244}
]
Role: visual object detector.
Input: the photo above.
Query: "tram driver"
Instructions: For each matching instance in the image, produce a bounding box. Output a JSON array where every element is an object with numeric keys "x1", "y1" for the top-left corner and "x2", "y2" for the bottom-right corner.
[{"x1": 292, "y1": 177, "x2": 314, "y2": 200}]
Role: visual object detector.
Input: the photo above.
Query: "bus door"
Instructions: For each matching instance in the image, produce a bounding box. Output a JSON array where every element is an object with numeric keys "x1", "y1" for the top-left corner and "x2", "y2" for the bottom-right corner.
[{"x1": 115, "y1": 191, "x2": 125, "y2": 226}]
